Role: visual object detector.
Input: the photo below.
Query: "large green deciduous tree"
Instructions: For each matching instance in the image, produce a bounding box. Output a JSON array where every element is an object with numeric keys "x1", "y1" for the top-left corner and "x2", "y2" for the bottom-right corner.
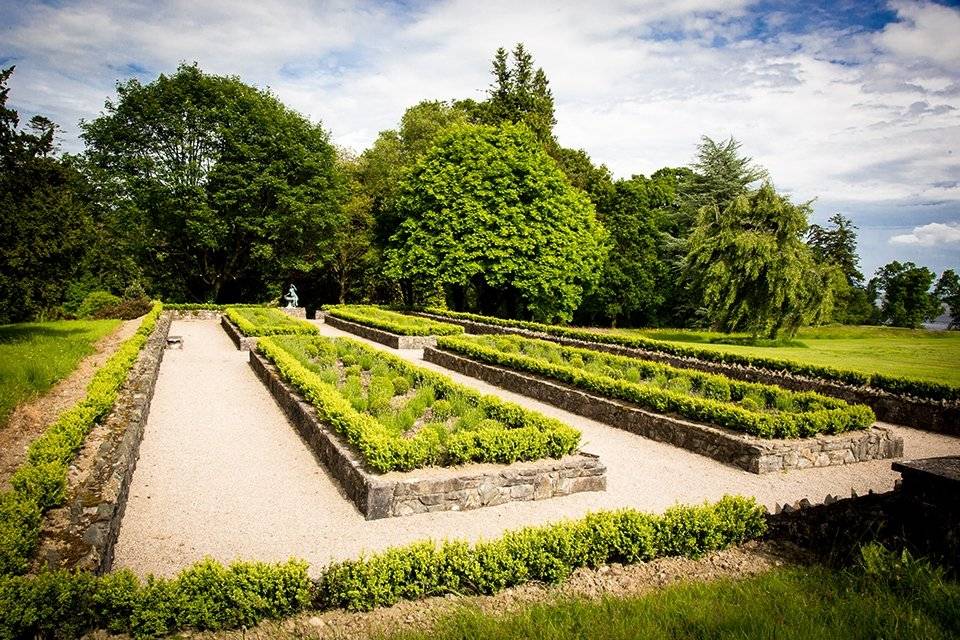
[
  {"x1": 81, "y1": 64, "x2": 342, "y2": 302},
  {"x1": 934, "y1": 269, "x2": 960, "y2": 329},
  {"x1": 0, "y1": 67, "x2": 93, "y2": 323},
  {"x1": 385, "y1": 123, "x2": 607, "y2": 322},
  {"x1": 868, "y1": 261, "x2": 941, "y2": 329},
  {"x1": 806, "y1": 213, "x2": 873, "y2": 324},
  {"x1": 684, "y1": 183, "x2": 839, "y2": 338}
]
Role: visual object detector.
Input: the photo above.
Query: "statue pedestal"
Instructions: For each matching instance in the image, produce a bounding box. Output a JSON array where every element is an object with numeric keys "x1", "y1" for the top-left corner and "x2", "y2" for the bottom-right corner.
[{"x1": 280, "y1": 307, "x2": 306, "y2": 319}]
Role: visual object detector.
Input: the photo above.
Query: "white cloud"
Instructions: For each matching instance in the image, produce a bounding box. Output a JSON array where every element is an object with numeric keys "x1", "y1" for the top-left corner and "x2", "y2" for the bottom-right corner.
[{"x1": 890, "y1": 222, "x2": 960, "y2": 246}]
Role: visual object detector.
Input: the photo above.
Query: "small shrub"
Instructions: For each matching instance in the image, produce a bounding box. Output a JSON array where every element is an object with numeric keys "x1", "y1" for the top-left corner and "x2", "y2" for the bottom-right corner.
[
  {"x1": 393, "y1": 376, "x2": 411, "y2": 395},
  {"x1": 430, "y1": 399, "x2": 454, "y2": 420},
  {"x1": 94, "y1": 298, "x2": 153, "y2": 320},
  {"x1": 77, "y1": 291, "x2": 120, "y2": 319}
]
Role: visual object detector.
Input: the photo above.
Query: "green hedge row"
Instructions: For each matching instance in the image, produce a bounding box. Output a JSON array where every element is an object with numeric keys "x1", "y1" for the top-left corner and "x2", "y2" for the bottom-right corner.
[
  {"x1": 437, "y1": 335, "x2": 875, "y2": 439},
  {"x1": 225, "y1": 307, "x2": 318, "y2": 337},
  {"x1": 0, "y1": 496, "x2": 765, "y2": 638},
  {"x1": 165, "y1": 303, "x2": 269, "y2": 311},
  {"x1": 325, "y1": 304, "x2": 464, "y2": 336},
  {"x1": 258, "y1": 336, "x2": 580, "y2": 472},
  {"x1": 0, "y1": 302, "x2": 164, "y2": 577},
  {"x1": 422, "y1": 308, "x2": 960, "y2": 403}
]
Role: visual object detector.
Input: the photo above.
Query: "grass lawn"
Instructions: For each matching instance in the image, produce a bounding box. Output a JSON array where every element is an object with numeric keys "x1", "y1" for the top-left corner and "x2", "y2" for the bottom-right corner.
[
  {"x1": 0, "y1": 319, "x2": 120, "y2": 427},
  {"x1": 382, "y1": 554, "x2": 960, "y2": 640},
  {"x1": 611, "y1": 325, "x2": 960, "y2": 387}
]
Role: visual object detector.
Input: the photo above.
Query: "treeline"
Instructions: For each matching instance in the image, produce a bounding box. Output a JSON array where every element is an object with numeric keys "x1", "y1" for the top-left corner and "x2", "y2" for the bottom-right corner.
[{"x1": 1, "y1": 47, "x2": 957, "y2": 333}]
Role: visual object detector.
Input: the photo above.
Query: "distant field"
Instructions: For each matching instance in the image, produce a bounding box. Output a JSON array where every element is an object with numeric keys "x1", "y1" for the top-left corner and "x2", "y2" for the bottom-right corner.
[
  {"x1": 0, "y1": 319, "x2": 119, "y2": 426},
  {"x1": 610, "y1": 325, "x2": 960, "y2": 387}
]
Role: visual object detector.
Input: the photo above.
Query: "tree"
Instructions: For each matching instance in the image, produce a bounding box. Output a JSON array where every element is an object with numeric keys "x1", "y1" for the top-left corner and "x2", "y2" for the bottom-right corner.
[
  {"x1": 684, "y1": 136, "x2": 767, "y2": 217},
  {"x1": 385, "y1": 123, "x2": 607, "y2": 322},
  {"x1": 0, "y1": 66, "x2": 93, "y2": 323},
  {"x1": 81, "y1": 63, "x2": 343, "y2": 302},
  {"x1": 867, "y1": 261, "x2": 940, "y2": 329},
  {"x1": 684, "y1": 182, "x2": 839, "y2": 338},
  {"x1": 327, "y1": 151, "x2": 376, "y2": 304},
  {"x1": 578, "y1": 175, "x2": 674, "y2": 326},
  {"x1": 806, "y1": 213, "x2": 873, "y2": 323},
  {"x1": 482, "y1": 44, "x2": 556, "y2": 144},
  {"x1": 934, "y1": 269, "x2": 960, "y2": 329}
]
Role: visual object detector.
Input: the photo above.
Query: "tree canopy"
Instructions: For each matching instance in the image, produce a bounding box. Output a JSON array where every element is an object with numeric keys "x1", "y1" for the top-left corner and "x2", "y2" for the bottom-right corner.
[
  {"x1": 868, "y1": 261, "x2": 941, "y2": 328},
  {"x1": 385, "y1": 123, "x2": 607, "y2": 322},
  {"x1": 0, "y1": 67, "x2": 93, "y2": 323},
  {"x1": 684, "y1": 182, "x2": 838, "y2": 338},
  {"x1": 81, "y1": 63, "x2": 343, "y2": 302}
]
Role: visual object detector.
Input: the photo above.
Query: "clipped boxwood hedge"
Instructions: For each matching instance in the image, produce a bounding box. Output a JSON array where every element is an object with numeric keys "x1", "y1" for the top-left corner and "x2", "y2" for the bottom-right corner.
[
  {"x1": 258, "y1": 336, "x2": 580, "y2": 472},
  {"x1": 421, "y1": 308, "x2": 960, "y2": 403},
  {"x1": 0, "y1": 496, "x2": 765, "y2": 638},
  {"x1": 0, "y1": 302, "x2": 164, "y2": 577},
  {"x1": 436, "y1": 334, "x2": 875, "y2": 439},
  {"x1": 325, "y1": 304, "x2": 463, "y2": 336},
  {"x1": 224, "y1": 307, "x2": 318, "y2": 337},
  {"x1": 165, "y1": 303, "x2": 270, "y2": 311}
]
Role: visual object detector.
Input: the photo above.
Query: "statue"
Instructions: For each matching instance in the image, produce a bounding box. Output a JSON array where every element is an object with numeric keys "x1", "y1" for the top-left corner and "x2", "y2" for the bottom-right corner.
[{"x1": 283, "y1": 284, "x2": 299, "y2": 308}]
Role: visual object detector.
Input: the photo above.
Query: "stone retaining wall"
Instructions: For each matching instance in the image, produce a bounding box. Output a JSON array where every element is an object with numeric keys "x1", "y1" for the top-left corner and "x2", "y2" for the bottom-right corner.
[
  {"x1": 32, "y1": 312, "x2": 171, "y2": 574},
  {"x1": 249, "y1": 349, "x2": 606, "y2": 519},
  {"x1": 425, "y1": 347, "x2": 902, "y2": 474},
  {"x1": 325, "y1": 314, "x2": 439, "y2": 349},
  {"x1": 169, "y1": 309, "x2": 221, "y2": 320},
  {"x1": 220, "y1": 315, "x2": 258, "y2": 351},
  {"x1": 415, "y1": 313, "x2": 959, "y2": 435}
]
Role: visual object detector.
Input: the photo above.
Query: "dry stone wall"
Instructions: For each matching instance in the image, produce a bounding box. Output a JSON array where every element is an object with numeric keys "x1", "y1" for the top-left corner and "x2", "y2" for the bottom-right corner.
[
  {"x1": 425, "y1": 347, "x2": 902, "y2": 474},
  {"x1": 220, "y1": 315, "x2": 258, "y2": 351},
  {"x1": 249, "y1": 349, "x2": 606, "y2": 519},
  {"x1": 32, "y1": 312, "x2": 171, "y2": 573}
]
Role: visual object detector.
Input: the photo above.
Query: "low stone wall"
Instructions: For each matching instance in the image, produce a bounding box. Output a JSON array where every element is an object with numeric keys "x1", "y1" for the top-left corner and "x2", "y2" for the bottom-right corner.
[
  {"x1": 415, "y1": 313, "x2": 959, "y2": 435},
  {"x1": 220, "y1": 315, "x2": 258, "y2": 351},
  {"x1": 249, "y1": 349, "x2": 606, "y2": 519},
  {"x1": 325, "y1": 314, "x2": 439, "y2": 349},
  {"x1": 425, "y1": 347, "x2": 902, "y2": 474},
  {"x1": 280, "y1": 307, "x2": 307, "y2": 319},
  {"x1": 766, "y1": 456, "x2": 960, "y2": 570},
  {"x1": 32, "y1": 312, "x2": 172, "y2": 574}
]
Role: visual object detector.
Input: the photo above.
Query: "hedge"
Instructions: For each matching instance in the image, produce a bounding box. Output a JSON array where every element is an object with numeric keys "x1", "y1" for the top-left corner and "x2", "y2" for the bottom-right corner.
[
  {"x1": 324, "y1": 305, "x2": 463, "y2": 336},
  {"x1": 258, "y1": 336, "x2": 580, "y2": 472},
  {"x1": 0, "y1": 302, "x2": 164, "y2": 577},
  {"x1": 224, "y1": 307, "x2": 318, "y2": 337},
  {"x1": 436, "y1": 334, "x2": 876, "y2": 439},
  {"x1": 0, "y1": 496, "x2": 765, "y2": 638},
  {"x1": 164, "y1": 303, "x2": 270, "y2": 311},
  {"x1": 421, "y1": 308, "x2": 960, "y2": 403}
]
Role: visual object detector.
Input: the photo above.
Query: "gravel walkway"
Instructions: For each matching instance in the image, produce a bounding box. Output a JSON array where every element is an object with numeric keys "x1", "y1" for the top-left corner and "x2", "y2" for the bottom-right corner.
[{"x1": 113, "y1": 318, "x2": 960, "y2": 578}]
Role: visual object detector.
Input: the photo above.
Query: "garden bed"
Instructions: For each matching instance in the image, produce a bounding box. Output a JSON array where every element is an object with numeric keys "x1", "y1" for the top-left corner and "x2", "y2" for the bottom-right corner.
[
  {"x1": 250, "y1": 347, "x2": 604, "y2": 519},
  {"x1": 221, "y1": 307, "x2": 318, "y2": 351},
  {"x1": 324, "y1": 305, "x2": 463, "y2": 348},
  {"x1": 424, "y1": 346, "x2": 902, "y2": 474},
  {"x1": 415, "y1": 310, "x2": 960, "y2": 434}
]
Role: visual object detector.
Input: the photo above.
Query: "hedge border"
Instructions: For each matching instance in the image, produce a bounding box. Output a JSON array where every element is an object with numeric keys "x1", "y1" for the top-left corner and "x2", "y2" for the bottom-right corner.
[
  {"x1": 324, "y1": 305, "x2": 463, "y2": 337},
  {"x1": 0, "y1": 302, "x2": 164, "y2": 577},
  {"x1": 0, "y1": 496, "x2": 766, "y2": 638},
  {"x1": 256, "y1": 336, "x2": 581, "y2": 473},
  {"x1": 417, "y1": 308, "x2": 960, "y2": 403},
  {"x1": 435, "y1": 335, "x2": 875, "y2": 439},
  {"x1": 323, "y1": 314, "x2": 440, "y2": 349}
]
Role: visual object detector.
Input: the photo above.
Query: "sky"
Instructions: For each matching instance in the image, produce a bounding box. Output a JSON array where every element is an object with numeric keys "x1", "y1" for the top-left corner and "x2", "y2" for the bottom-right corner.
[{"x1": 2, "y1": 0, "x2": 958, "y2": 279}]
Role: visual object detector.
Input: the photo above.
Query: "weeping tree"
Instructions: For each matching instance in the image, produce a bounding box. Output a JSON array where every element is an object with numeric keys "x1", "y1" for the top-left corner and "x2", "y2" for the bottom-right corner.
[{"x1": 684, "y1": 182, "x2": 840, "y2": 338}]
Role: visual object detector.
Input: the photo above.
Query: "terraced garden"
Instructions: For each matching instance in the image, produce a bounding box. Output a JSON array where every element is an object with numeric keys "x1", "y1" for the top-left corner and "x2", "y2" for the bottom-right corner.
[
  {"x1": 224, "y1": 307, "x2": 318, "y2": 337},
  {"x1": 435, "y1": 334, "x2": 875, "y2": 439},
  {"x1": 259, "y1": 335, "x2": 580, "y2": 472}
]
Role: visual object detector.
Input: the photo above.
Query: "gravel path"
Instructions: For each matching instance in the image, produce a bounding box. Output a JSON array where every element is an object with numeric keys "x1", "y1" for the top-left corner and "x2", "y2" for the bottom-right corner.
[{"x1": 113, "y1": 318, "x2": 960, "y2": 578}]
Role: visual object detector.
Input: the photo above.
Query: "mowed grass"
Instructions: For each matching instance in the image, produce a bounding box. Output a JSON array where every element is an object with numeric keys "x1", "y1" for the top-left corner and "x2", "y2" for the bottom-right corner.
[
  {"x1": 0, "y1": 319, "x2": 119, "y2": 426},
  {"x1": 610, "y1": 325, "x2": 960, "y2": 387},
  {"x1": 381, "y1": 560, "x2": 960, "y2": 640}
]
